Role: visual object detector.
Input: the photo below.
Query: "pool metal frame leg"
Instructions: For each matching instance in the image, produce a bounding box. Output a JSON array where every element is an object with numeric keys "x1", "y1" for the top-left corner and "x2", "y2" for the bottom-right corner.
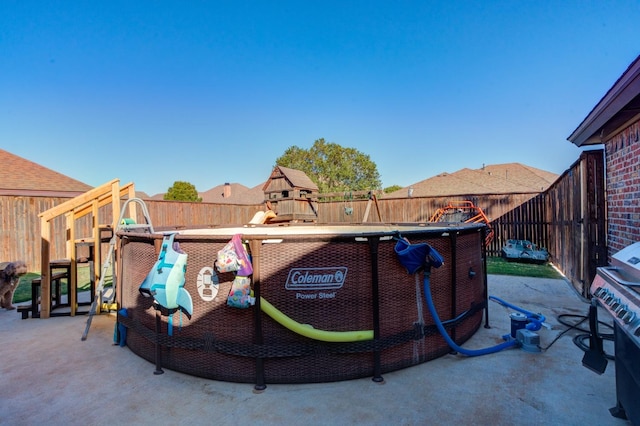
[
  {"x1": 369, "y1": 237, "x2": 384, "y2": 383},
  {"x1": 153, "y1": 304, "x2": 164, "y2": 375},
  {"x1": 251, "y1": 240, "x2": 267, "y2": 392},
  {"x1": 449, "y1": 233, "x2": 458, "y2": 346},
  {"x1": 482, "y1": 227, "x2": 491, "y2": 329}
]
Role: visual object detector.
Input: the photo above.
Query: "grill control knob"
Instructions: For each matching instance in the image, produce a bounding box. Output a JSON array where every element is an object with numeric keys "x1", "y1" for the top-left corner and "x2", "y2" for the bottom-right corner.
[
  {"x1": 616, "y1": 305, "x2": 628, "y2": 317},
  {"x1": 593, "y1": 286, "x2": 605, "y2": 297},
  {"x1": 622, "y1": 310, "x2": 636, "y2": 324},
  {"x1": 634, "y1": 324, "x2": 640, "y2": 338}
]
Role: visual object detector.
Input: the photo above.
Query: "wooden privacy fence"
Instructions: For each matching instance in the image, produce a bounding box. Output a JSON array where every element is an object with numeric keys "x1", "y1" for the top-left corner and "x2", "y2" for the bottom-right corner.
[
  {"x1": 0, "y1": 194, "x2": 265, "y2": 273},
  {"x1": 545, "y1": 150, "x2": 606, "y2": 297},
  {"x1": 316, "y1": 192, "x2": 540, "y2": 226},
  {"x1": 3, "y1": 192, "x2": 531, "y2": 272},
  {"x1": 1, "y1": 195, "x2": 75, "y2": 272},
  {"x1": 488, "y1": 150, "x2": 606, "y2": 297},
  {"x1": 489, "y1": 194, "x2": 548, "y2": 257},
  {"x1": 1, "y1": 149, "x2": 605, "y2": 298}
]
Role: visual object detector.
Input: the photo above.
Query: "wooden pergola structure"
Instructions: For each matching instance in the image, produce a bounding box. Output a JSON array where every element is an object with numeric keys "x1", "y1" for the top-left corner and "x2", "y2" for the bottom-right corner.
[{"x1": 38, "y1": 179, "x2": 136, "y2": 318}]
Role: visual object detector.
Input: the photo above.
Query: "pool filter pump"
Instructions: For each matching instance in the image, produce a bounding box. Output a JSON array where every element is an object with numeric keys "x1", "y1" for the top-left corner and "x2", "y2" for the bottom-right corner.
[
  {"x1": 510, "y1": 312, "x2": 542, "y2": 352},
  {"x1": 515, "y1": 328, "x2": 541, "y2": 352}
]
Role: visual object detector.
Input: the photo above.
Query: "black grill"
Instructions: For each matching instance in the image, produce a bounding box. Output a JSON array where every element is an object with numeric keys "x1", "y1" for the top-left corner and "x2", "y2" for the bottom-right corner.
[{"x1": 589, "y1": 242, "x2": 640, "y2": 424}]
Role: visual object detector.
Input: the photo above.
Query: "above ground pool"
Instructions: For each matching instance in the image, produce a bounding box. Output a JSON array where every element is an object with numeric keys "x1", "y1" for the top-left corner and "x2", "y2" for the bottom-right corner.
[{"x1": 116, "y1": 222, "x2": 487, "y2": 387}]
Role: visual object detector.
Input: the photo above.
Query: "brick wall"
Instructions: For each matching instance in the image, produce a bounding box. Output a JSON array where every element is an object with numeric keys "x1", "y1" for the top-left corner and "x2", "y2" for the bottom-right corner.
[{"x1": 605, "y1": 118, "x2": 640, "y2": 254}]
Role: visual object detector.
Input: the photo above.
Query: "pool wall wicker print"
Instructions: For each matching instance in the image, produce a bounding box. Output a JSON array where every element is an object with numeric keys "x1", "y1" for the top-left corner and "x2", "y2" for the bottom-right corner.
[{"x1": 117, "y1": 223, "x2": 487, "y2": 385}]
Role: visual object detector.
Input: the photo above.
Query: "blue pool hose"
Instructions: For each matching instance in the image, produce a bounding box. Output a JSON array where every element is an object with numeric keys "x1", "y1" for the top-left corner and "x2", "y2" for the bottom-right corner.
[
  {"x1": 422, "y1": 270, "x2": 519, "y2": 356},
  {"x1": 412, "y1": 242, "x2": 546, "y2": 357}
]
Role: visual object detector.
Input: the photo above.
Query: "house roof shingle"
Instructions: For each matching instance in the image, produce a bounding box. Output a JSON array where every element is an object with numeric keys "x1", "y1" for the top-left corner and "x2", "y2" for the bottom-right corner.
[
  {"x1": 1, "y1": 150, "x2": 557, "y2": 204},
  {"x1": 0, "y1": 149, "x2": 93, "y2": 196},
  {"x1": 386, "y1": 163, "x2": 558, "y2": 198},
  {"x1": 477, "y1": 163, "x2": 558, "y2": 191},
  {"x1": 199, "y1": 182, "x2": 266, "y2": 204}
]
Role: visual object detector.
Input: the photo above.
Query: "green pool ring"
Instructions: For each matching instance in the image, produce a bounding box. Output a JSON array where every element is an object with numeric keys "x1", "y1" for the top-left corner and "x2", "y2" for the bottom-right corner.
[{"x1": 257, "y1": 295, "x2": 373, "y2": 342}]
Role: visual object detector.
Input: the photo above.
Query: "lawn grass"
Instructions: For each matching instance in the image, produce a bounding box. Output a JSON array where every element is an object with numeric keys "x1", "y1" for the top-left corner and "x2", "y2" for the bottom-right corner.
[
  {"x1": 12, "y1": 264, "x2": 111, "y2": 304},
  {"x1": 486, "y1": 256, "x2": 564, "y2": 279}
]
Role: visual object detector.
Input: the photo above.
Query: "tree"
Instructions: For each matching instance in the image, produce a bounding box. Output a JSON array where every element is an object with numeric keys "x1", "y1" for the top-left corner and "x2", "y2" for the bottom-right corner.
[
  {"x1": 384, "y1": 185, "x2": 402, "y2": 193},
  {"x1": 164, "y1": 181, "x2": 202, "y2": 202},
  {"x1": 276, "y1": 139, "x2": 381, "y2": 193}
]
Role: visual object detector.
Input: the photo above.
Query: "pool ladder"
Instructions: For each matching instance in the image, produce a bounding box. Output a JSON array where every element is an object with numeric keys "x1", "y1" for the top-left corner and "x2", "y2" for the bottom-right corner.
[{"x1": 81, "y1": 198, "x2": 155, "y2": 340}]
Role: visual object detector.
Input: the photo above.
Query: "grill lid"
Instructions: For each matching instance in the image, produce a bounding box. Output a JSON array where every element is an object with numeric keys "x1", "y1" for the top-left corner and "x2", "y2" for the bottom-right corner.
[{"x1": 610, "y1": 241, "x2": 640, "y2": 284}]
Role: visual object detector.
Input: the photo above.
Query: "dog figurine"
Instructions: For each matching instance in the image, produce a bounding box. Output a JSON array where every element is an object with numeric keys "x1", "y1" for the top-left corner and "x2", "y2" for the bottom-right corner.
[{"x1": 0, "y1": 261, "x2": 28, "y2": 310}]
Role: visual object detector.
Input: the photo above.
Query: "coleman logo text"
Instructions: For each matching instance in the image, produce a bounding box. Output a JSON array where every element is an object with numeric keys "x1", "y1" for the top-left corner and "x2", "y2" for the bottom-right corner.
[{"x1": 285, "y1": 267, "x2": 348, "y2": 290}]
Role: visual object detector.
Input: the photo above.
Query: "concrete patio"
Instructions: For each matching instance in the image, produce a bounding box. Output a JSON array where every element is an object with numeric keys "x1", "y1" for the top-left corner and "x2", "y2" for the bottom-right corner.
[{"x1": 0, "y1": 275, "x2": 628, "y2": 425}]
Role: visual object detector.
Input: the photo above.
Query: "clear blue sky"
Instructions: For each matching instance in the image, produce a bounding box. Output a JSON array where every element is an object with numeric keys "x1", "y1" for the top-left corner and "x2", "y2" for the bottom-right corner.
[{"x1": 2, "y1": 1, "x2": 639, "y2": 196}]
